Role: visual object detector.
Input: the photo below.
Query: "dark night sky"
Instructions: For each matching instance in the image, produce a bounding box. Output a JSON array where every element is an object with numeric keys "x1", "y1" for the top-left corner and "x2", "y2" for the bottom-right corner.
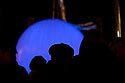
[{"x1": 1, "y1": 0, "x2": 115, "y2": 46}]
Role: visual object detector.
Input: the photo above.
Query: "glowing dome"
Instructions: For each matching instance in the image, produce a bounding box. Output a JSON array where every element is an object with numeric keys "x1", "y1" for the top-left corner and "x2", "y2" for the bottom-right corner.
[{"x1": 16, "y1": 19, "x2": 84, "y2": 73}]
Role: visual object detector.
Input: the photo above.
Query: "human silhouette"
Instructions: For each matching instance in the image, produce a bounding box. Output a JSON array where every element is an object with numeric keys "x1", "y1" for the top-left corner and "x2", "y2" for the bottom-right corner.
[
  {"x1": 29, "y1": 55, "x2": 47, "y2": 82},
  {"x1": 47, "y1": 43, "x2": 74, "y2": 82},
  {"x1": 70, "y1": 29, "x2": 120, "y2": 82}
]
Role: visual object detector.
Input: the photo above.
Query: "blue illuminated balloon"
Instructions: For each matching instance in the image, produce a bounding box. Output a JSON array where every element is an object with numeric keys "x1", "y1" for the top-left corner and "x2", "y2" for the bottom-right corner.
[{"x1": 16, "y1": 19, "x2": 84, "y2": 73}]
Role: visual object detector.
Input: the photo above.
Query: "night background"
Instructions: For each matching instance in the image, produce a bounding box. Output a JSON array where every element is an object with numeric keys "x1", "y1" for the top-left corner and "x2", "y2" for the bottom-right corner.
[
  {"x1": 1, "y1": 0, "x2": 125, "y2": 81},
  {"x1": 0, "y1": 0, "x2": 123, "y2": 47}
]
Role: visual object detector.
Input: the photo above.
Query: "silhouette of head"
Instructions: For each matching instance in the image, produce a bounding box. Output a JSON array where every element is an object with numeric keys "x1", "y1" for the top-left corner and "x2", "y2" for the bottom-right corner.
[
  {"x1": 49, "y1": 43, "x2": 74, "y2": 61},
  {"x1": 29, "y1": 56, "x2": 46, "y2": 70},
  {"x1": 84, "y1": 29, "x2": 104, "y2": 42},
  {"x1": 79, "y1": 29, "x2": 106, "y2": 55}
]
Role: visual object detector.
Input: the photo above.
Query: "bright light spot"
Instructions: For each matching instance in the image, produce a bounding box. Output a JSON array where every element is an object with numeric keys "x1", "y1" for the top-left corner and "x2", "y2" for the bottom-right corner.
[
  {"x1": 117, "y1": 30, "x2": 121, "y2": 37},
  {"x1": 16, "y1": 19, "x2": 84, "y2": 73}
]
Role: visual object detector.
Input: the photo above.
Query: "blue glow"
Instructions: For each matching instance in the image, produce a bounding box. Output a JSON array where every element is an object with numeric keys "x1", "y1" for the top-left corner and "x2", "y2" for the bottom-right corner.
[
  {"x1": 16, "y1": 19, "x2": 84, "y2": 73},
  {"x1": 76, "y1": 24, "x2": 97, "y2": 30}
]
